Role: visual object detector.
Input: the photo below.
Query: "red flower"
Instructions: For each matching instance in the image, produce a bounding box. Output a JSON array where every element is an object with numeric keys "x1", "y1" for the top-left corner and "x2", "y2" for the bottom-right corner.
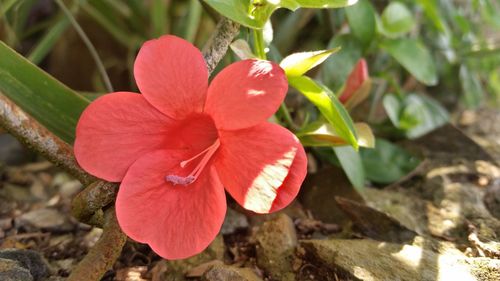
[
  {"x1": 74, "y1": 35, "x2": 307, "y2": 259},
  {"x1": 339, "y1": 59, "x2": 369, "y2": 104}
]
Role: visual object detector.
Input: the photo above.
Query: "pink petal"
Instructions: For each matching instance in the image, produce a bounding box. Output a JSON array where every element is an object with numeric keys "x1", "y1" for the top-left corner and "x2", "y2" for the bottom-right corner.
[
  {"x1": 215, "y1": 122, "x2": 307, "y2": 213},
  {"x1": 74, "y1": 92, "x2": 174, "y2": 182},
  {"x1": 205, "y1": 59, "x2": 288, "y2": 130},
  {"x1": 339, "y1": 59, "x2": 369, "y2": 103},
  {"x1": 115, "y1": 149, "x2": 226, "y2": 260},
  {"x1": 134, "y1": 35, "x2": 208, "y2": 119},
  {"x1": 269, "y1": 143, "x2": 307, "y2": 213}
]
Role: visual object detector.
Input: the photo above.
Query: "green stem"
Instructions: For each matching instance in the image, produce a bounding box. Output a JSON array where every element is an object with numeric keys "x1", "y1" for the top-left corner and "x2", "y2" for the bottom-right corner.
[
  {"x1": 252, "y1": 28, "x2": 266, "y2": 59},
  {"x1": 183, "y1": 0, "x2": 202, "y2": 42},
  {"x1": 55, "y1": 0, "x2": 114, "y2": 93}
]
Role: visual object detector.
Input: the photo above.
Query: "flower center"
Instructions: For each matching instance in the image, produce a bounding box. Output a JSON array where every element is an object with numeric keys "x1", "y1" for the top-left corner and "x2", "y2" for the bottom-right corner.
[{"x1": 165, "y1": 139, "x2": 220, "y2": 186}]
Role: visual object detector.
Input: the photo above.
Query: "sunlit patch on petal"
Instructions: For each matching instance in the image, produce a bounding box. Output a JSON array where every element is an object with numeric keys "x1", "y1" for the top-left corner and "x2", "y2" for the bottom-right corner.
[
  {"x1": 243, "y1": 148, "x2": 297, "y2": 213},
  {"x1": 215, "y1": 122, "x2": 305, "y2": 214},
  {"x1": 269, "y1": 143, "x2": 307, "y2": 213},
  {"x1": 205, "y1": 59, "x2": 288, "y2": 130}
]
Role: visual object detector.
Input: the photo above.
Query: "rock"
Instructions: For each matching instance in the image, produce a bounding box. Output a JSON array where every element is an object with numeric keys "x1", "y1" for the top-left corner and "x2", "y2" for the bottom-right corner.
[
  {"x1": 335, "y1": 196, "x2": 418, "y2": 243},
  {"x1": 255, "y1": 214, "x2": 297, "y2": 281},
  {"x1": 16, "y1": 208, "x2": 69, "y2": 231},
  {"x1": 302, "y1": 239, "x2": 500, "y2": 281},
  {"x1": 0, "y1": 258, "x2": 33, "y2": 281},
  {"x1": 362, "y1": 187, "x2": 430, "y2": 235},
  {"x1": 115, "y1": 266, "x2": 148, "y2": 281},
  {"x1": 59, "y1": 180, "x2": 82, "y2": 198},
  {"x1": 203, "y1": 265, "x2": 262, "y2": 281},
  {"x1": 484, "y1": 180, "x2": 500, "y2": 220},
  {"x1": 300, "y1": 167, "x2": 365, "y2": 225},
  {"x1": 156, "y1": 235, "x2": 225, "y2": 280},
  {"x1": 0, "y1": 249, "x2": 49, "y2": 280},
  {"x1": 0, "y1": 134, "x2": 32, "y2": 165},
  {"x1": 221, "y1": 207, "x2": 249, "y2": 235}
]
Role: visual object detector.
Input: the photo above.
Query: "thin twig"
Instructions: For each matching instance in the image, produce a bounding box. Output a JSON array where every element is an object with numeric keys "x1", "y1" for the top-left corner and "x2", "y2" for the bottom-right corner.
[{"x1": 55, "y1": 0, "x2": 114, "y2": 92}]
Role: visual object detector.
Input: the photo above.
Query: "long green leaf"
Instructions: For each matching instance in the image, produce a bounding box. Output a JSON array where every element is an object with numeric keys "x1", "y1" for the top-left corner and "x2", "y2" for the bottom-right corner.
[
  {"x1": 289, "y1": 76, "x2": 358, "y2": 150},
  {"x1": 280, "y1": 48, "x2": 340, "y2": 77},
  {"x1": 27, "y1": 16, "x2": 70, "y2": 64},
  {"x1": 0, "y1": 41, "x2": 89, "y2": 143},
  {"x1": 346, "y1": 0, "x2": 376, "y2": 46},
  {"x1": 334, "y1": 146, "x2": 365, "y2": 191}
]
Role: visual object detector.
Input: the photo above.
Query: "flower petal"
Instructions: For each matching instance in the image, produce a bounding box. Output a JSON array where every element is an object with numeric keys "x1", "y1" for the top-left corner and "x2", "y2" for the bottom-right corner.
[
  {"x1": 205, "y1": 59, "x2": 288, "y2": 130},
  {"x1": 134, "y1": 35, "x2": 208, "y2": 119},
  {"x1": 269, "y1": 143, "x2": 307, "y2": 213},
  {"x1": 74, "y1": 92, "x2": 174, "y2": 182},
  {"x1": 215, "y1": 122, "x2": 306, "y2": 213},
  {"x1": 115, "y1": 149, "x2": 226, "y2": 260}
]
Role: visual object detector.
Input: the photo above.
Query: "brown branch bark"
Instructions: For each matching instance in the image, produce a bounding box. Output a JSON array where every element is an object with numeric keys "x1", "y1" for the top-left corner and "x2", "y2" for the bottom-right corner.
[
  {"x1": 203, "y1": 18, "x2": 240, "y2": 73},
  {"x1": 0, "y1": 92, "x2": 96, "y2": 186},
  {"x1": 68, "y1": 208, "x2": 127, "y2": 281}
]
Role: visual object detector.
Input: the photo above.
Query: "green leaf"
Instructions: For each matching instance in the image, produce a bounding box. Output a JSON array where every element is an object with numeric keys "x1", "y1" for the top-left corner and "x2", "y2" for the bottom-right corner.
[
  {"x1": 298, "y1": 121, "x2": 374, "y2": 148},
  {"x1": 415, "y1": 0, "x2": 448, "y2": 32},
  {"x1": 382, "y1": 93, "x2": 401, "y2": 127},
  {"x1": 383, "y1": 93, "x2": 449, "y2": 139},
  {"x1": 345, "y1": 0, "x2": 376, "y2": 46},
  {"x1": 459, "y1": 65, "x2": 484, "y2": 108},
  {"x1": 0, "y1": 41, "x2": 89, "y2": 143},
  {"x1": 381, "y1": 38, "x2": 438, "y2": 86},
  {"x1": 355, "y1": 122, "x2": 375, "y2": 148},
  {"x1": 202, "y1": 0, "x2": 276, "y2": 29},
  {"x1": 322, "y1": 34, "x2": 363, "y2": 90},
  {"x1": 295, "y1": 0, "x2": 358, "y2": 8},
  {"x1": 334, "y1": 146, "x2": 365, "y2": 191},
  {"x1": 27, "y1": 16, "x2": 70, "y2": 64},
  {"x1": 289, "y1": 76, "x2": 358, "y2": 149},
  {"x1": 379, "y1": 2, "x2": 415, "y2": 37},
  {"x1": 203, "y1": 0, "x2": 358, "y2": 29},
  {"x1": 361, "y1": 139, "x2": 420, "y2": 184},
  {"x1": 280, "y1": 47, "x2": 340, "y2": 77}
]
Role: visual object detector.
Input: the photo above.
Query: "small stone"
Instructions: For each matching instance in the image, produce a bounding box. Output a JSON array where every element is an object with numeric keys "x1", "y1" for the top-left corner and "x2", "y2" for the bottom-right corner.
[
  {"x1": 0, "y1": 258, "x2": 33, "y2": 281},
  {"x1": 203, "y1": 265, "x2": 262, "y2": 281},
  {"x1": 16, "y1": 208, "x2": 67, "y2": 231},
  {"x1": 59, "y1": 180, "x2": 82, "y2": 198},
  {"x1": 159, "y1": 235, "x2": 225, "y2": 280},
  {"x1": 255, "y1": 214, "x2": 297, "y2": 281},
  {"x1": 0, "y1": 249, "x2": 49, "y2": 281},
  {"x1": 50, "y1": 173, "x2": 73, "y2": 188},
  {"x1": 0, "y1": 134, "x2": 32, "y2": 166},
  {"x1": 115, "y1": 266, "x2": 148, "y2": 281}
]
